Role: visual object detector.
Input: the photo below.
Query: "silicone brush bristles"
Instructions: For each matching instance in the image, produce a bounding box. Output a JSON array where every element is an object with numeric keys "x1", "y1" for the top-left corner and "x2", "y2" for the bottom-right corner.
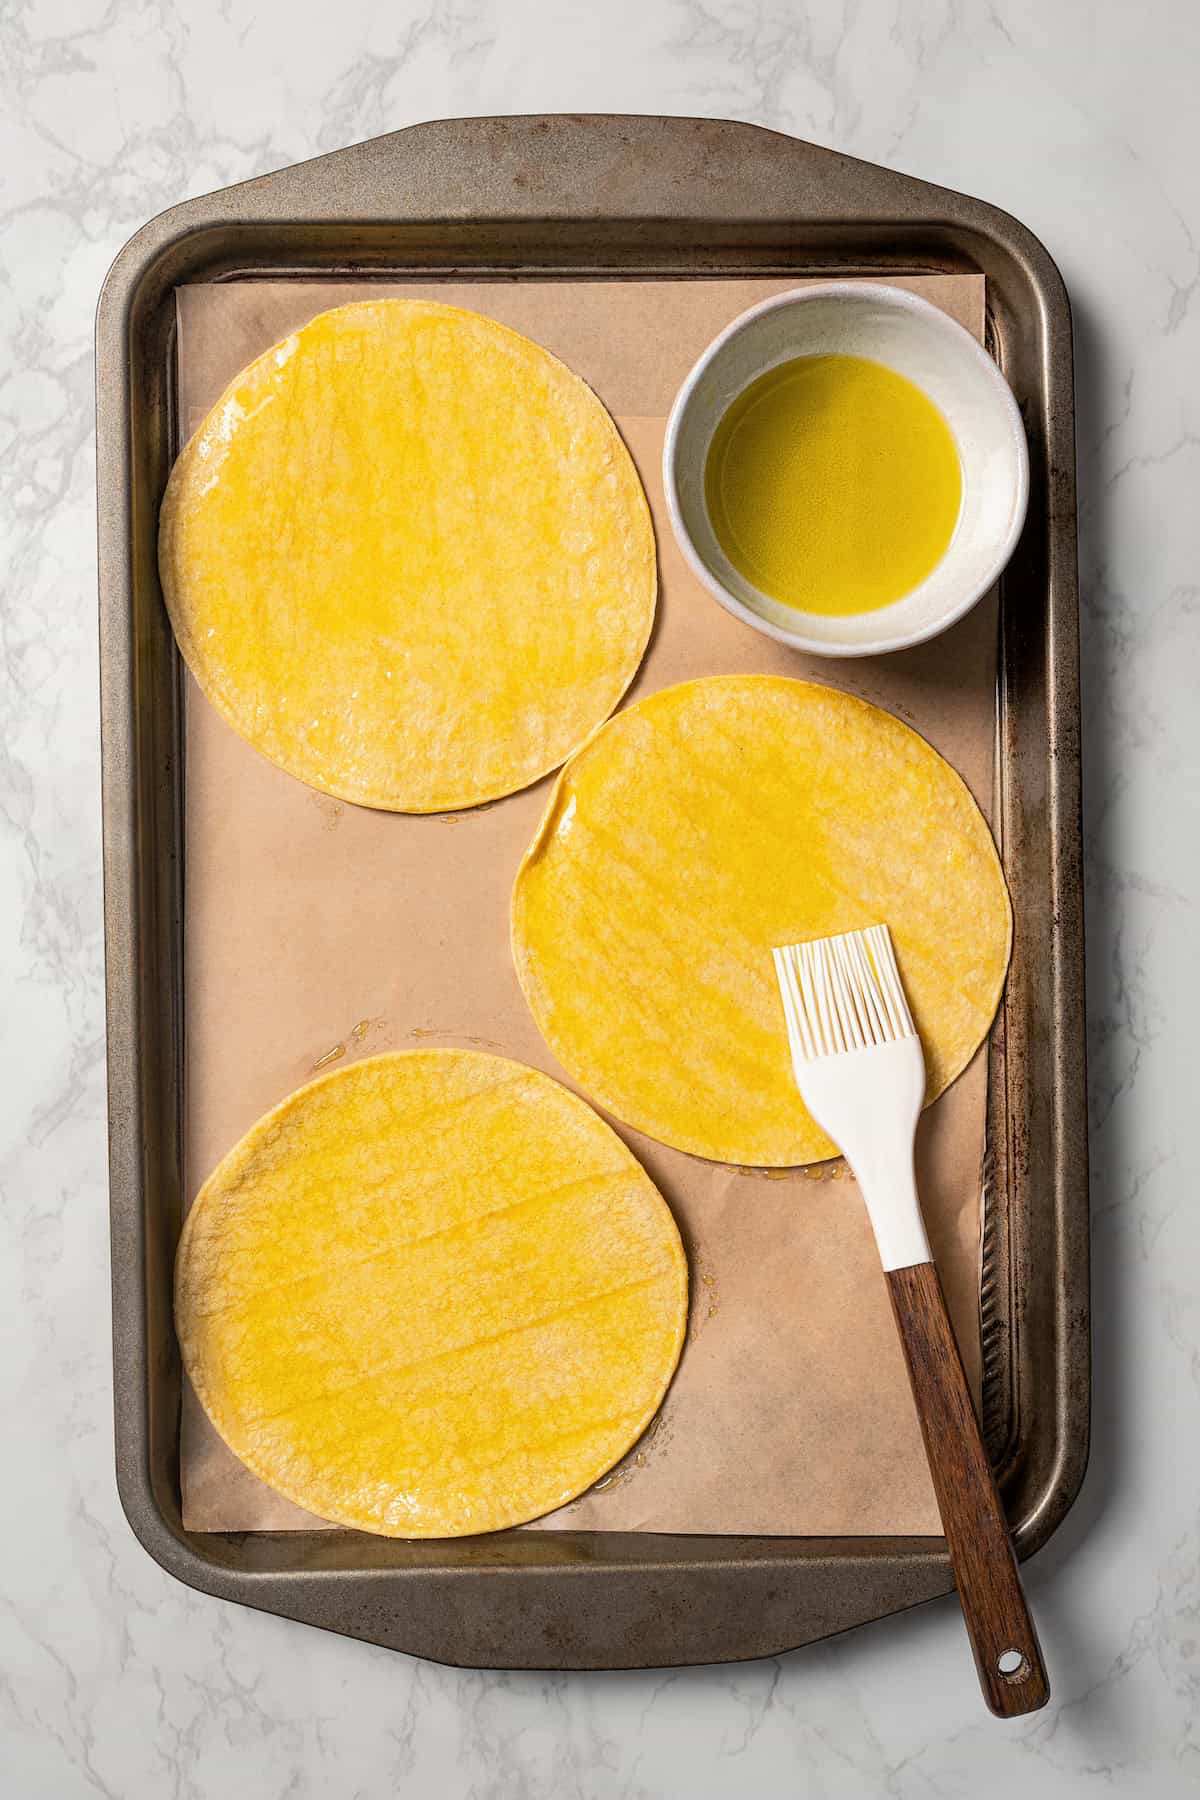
[{"x1": 772, "y1": 924, "x2": 915, "y2": 1063}]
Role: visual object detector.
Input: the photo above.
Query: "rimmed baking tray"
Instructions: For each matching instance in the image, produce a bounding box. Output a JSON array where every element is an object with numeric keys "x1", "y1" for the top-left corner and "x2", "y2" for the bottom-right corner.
[{"x1": 96, "y1": 114, "x2": 1088, "y2": 1669}]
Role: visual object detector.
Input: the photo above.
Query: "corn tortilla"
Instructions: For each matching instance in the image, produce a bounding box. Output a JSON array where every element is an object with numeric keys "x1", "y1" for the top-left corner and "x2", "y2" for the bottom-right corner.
[
  {"x1": 511, "y1": 675, "x2": 1012, "y2": 1166},
  {"x1": 176, "y1": 1051, "x2": 688, "y2": 1537},
  {"x1": 159, "y1": 300, "x2": 655, "y2": 812}
]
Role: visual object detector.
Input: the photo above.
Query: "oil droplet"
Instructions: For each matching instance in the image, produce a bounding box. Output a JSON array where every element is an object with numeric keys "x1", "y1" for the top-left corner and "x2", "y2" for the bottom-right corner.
[
  {"x1": 701, "y1": 1270, "x2": 720, "y2": 1320},
  {"x1": 312, "y1": 1042, "x2": 345, "y2": 1071}
]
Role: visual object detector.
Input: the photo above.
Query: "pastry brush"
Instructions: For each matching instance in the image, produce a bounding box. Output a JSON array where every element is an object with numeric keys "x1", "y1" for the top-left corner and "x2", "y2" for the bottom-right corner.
[{"x1": 773, "y1": 923, "x2": 1048, "y2": 1718}]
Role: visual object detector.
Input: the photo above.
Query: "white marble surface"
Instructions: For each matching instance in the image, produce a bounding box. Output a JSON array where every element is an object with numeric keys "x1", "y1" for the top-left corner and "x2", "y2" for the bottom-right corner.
[{"x1": 2, "y1": 0, "x2": 1197, "y2": 1793}]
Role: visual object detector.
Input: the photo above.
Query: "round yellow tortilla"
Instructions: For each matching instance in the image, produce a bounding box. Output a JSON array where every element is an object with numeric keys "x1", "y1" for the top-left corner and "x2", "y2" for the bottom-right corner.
[
  {"x1": 159, "y1": 300, "x2": 655, "y2": 812},
  {"x1": 512, "y1": 675, "x2": 1012, "y2": 1166},
  {"x1": 176, "y1": 1050, "x2": 687, "y2": 1538}
]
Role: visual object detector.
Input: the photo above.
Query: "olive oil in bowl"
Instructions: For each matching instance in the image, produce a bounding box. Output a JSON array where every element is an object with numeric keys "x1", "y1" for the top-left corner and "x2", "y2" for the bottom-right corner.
[{"x1": 704, "y1": 354, "x2": 962, "y2": 617}]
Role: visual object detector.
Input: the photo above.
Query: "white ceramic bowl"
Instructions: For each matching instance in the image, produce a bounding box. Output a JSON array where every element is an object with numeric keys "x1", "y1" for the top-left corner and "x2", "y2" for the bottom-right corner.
[{"x1": 662, "y1": 282, "x2": 1029, "y2": 657}]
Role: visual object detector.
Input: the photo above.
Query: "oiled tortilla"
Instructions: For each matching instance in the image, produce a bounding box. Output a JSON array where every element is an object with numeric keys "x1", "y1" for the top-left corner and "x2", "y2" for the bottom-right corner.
[
  {"x1": 159, "y1": 300, "x2": 655, "y2": 812},
  {"x1": 511, "y1": 676, "x2": 1012, "y2": 1166},
  {"x1": 175, "y1": 1051, "x2": 687, "y2": 1538}
]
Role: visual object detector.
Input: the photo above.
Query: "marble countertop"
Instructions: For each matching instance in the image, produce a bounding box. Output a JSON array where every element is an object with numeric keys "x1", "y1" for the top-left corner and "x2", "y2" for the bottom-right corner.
[{"x1": 3, "y1": 1, "x2": 1197, "y2": 1793}]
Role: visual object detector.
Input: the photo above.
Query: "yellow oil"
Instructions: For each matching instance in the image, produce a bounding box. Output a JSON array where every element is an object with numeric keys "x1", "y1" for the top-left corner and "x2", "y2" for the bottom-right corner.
[{"x1": 704, "y1": 353, "x2": 962, "y2": 616}]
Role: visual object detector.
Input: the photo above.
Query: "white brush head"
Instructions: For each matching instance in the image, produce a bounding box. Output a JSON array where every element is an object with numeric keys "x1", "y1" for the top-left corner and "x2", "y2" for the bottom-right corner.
[
  {"x1": 772, "y1": 923, "x2": 916, "y2": 1064},
  {"x1": 772, "y1": 923, "x2": 929, "y2": 1271}
]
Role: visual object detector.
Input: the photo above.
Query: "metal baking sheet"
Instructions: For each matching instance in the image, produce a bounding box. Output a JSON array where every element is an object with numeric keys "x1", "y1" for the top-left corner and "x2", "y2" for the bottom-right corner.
[{"x1": 96, "y1": 113, "x2": 1088, "y2": 1670}]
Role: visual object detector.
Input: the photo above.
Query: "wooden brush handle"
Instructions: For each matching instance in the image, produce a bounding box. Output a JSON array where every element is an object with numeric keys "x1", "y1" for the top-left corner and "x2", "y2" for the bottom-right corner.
[{"x1": 886, "y1": 1262, "x2": 1049, "y2": 1718}]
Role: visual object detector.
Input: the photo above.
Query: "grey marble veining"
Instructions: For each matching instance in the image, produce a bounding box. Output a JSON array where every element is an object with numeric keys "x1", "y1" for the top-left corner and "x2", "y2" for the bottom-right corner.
[{"x1": 2, "y1": 0, "x2": 1198, "y2": 1794}]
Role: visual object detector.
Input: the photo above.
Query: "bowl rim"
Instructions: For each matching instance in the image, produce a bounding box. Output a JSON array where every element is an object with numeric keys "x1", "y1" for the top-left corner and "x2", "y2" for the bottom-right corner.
[{"x1": 661, "y1": 279, "x2": 1030, "y2": 659}]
